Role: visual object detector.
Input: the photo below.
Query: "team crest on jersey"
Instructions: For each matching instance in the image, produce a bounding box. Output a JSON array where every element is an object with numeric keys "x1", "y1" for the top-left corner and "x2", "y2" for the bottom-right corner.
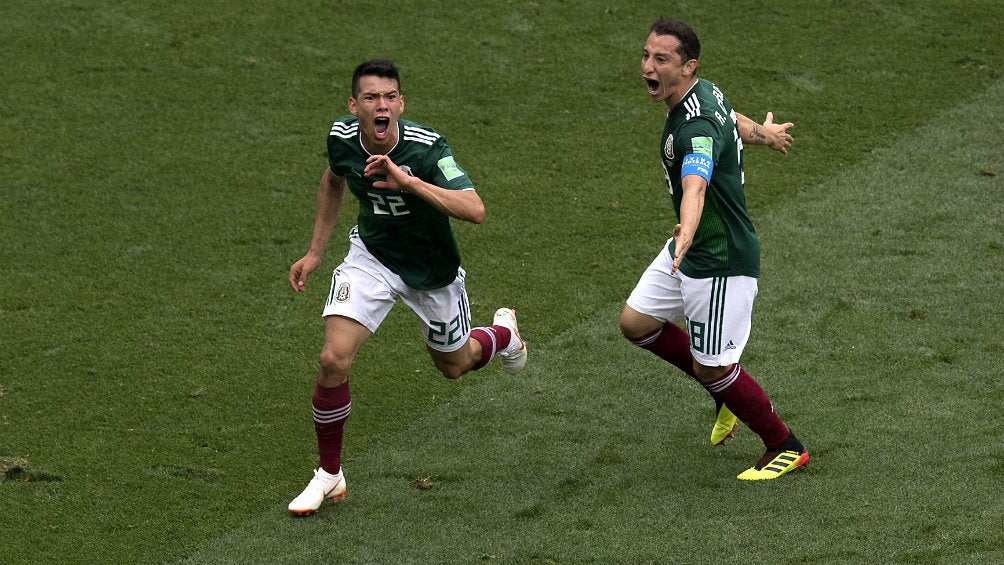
[
  {"x1": 663, "y1": 134, "x2": 675, "y2": 161},
  {"x1": 335, "y1": 282, "x2": 350, "y2": 302}
]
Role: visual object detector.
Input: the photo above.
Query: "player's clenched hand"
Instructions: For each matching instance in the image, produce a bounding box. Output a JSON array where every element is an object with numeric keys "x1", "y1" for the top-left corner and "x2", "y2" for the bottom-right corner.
[
  {"x1": 670, "y1": 223, "x2": 692, "y2": 275},
  {"x1": 289, "y1": 254, "x2": 321, "y2": 292},
  {"x1": 364, "y1": 154, "x2": 414, "y2": 191},
  {"x1": 761, "y1": 112, "x2": 794, "y2": 155}
]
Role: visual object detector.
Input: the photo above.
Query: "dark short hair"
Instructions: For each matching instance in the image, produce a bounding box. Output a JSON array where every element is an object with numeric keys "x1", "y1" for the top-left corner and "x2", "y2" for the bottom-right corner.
[
  {"x1": 650, "y1": 18, "x2": 701, "y2": 64},
  {"x1": 351, "y1": 58, "x2": 401, "y2": 98}
]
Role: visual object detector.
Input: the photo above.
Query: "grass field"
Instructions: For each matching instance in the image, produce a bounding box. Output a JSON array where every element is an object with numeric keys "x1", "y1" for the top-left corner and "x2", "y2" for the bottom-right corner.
[{"x1": 2, "y1": 1, "x2": 1003, "y2": 564}]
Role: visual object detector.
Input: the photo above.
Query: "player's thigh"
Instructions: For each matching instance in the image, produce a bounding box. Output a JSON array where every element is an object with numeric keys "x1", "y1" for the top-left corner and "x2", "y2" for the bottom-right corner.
[
  {"x1": 625, "y1": 244, "x2": 685, "y2": 326},
  {"x1": 680, "y1": 274, "x2": 757, "y2": 367},
  {"x1": 400, "y1": 269, "x2": 471, "y2": 354},
  {"x1": 322, "y1": 258, "x2": 397, "y2": 334}
]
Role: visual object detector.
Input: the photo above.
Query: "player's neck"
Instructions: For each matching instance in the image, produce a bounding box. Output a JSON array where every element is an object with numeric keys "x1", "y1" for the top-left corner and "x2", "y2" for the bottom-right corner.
[
  {"x1": 361, "y1": 131, "x2": 398, "y2": 155},
  {"x1": 665, "y1": 77, "x2": 699, "y2": 111}
]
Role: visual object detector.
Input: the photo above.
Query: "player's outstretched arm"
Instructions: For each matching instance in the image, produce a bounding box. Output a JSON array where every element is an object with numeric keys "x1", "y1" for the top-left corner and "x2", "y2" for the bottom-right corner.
[
  {"x1": 671, "y1": 174, "x2": 707, "y2": 275},
  {"x1": 736, "y1": 112, "x2": 793, "y2": 155},
  {"x1": 289, "y1": 168, "x2": 347, "y2": 292}
]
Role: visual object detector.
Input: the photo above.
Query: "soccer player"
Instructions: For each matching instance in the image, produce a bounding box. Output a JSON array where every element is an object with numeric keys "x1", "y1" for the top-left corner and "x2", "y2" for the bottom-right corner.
[
  {"x1": 618, "y1": 18, "x2": 808, "y2": 480},
  {"x1": 286, "y1": 59, "x2": 528, "y2": 515}
]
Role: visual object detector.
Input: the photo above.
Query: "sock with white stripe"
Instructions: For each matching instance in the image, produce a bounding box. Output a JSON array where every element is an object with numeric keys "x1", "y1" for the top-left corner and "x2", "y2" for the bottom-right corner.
[
  {"x1": 313, "y1": 380, "x2": 351, "y2": 475},
  {"x1": 630, "y1": 322, "x2": 728, "y2": 415},
  {"x1": 628, "y1": 321, "x2": 696, "y2": 377},
  {"x1": 469, "y1": 326, "x2": 513, "y2": 370}
]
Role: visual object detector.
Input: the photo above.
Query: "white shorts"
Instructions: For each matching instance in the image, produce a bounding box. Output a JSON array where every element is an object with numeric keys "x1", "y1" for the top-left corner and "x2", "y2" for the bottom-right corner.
[
  {"x1": 626, "y1": 240, "x2": 758, "y2": 367},
  {"x1": 322, "y1": 228, "x2": 472, "y2": 353}
]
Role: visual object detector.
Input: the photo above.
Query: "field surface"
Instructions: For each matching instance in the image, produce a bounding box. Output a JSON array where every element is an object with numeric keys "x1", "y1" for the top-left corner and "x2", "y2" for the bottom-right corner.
[{"x1": 2, "y1": 2, "x2": 1002, "y2": 564}]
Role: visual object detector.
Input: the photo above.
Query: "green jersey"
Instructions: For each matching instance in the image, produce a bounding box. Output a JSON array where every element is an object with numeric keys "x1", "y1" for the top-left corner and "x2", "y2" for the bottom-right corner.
[
  {"x1": 327, "y1": 117, "x2": 475, "y2": 290},
  {"x1": 661, "y1": 78, "x2": 760, "y2": 278}
]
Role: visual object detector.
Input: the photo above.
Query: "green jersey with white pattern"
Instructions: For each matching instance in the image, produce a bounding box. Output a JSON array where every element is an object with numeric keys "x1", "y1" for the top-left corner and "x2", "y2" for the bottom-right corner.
[
  {"x1": 327, "y1": 117, "x2": 475, "y2": 290},
  {"x1": 661, "y1": 78, "x2": 760, "y2": 278}
]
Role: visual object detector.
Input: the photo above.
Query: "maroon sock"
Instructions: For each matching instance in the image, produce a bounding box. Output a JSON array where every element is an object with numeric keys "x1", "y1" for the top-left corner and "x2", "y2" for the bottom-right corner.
[
  {"x1": 704, "y1": 365, "x2": 789, "y2": 448},
  {"x1": 628, "y1": 322, "x2": 696, "y2": 378},
  {"x1": 469, "y1": 325, "x2": 512, "y2": 370},
  {"x1": 312, "y1": 380, "x2": 351, "y2": 474}
]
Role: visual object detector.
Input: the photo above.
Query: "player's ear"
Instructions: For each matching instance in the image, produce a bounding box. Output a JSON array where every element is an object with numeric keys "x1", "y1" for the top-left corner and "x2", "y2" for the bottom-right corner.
[
  {"x1": 348, "y1": 97, "x2": 358, "y2": 116},
  {"x1": 684, "y1": 59, "x2": 698, "y2": 77}
]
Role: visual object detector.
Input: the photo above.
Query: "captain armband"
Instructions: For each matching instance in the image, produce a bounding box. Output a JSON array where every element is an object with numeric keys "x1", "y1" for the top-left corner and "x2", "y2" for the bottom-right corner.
[{"x1": 681, "y1": 153, "x2": 714, "y2": 184}]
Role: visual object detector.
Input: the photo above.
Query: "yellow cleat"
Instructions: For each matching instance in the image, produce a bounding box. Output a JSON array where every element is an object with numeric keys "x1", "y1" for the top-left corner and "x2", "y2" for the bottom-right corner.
[
  {"x1": 737, "y1": 450, "x2": 809, "y2": 481},
  {"x1": 711, "y1": 404, "x2": 739, "y2": 445}
]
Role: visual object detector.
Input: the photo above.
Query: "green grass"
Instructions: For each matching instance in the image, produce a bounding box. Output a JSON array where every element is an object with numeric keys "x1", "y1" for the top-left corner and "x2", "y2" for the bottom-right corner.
[{"x1": 2, "y1": 1, "x2": 1002, "y2": 564}]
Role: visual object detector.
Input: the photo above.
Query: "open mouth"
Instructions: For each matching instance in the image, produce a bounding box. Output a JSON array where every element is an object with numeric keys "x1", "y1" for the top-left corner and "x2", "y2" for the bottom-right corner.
[
  {"x1": 645, "y1": 78, "x2": 660, "y2": 94},
  {"x1": 374, "y1": 117, "x2": 390, "y2": 136}
]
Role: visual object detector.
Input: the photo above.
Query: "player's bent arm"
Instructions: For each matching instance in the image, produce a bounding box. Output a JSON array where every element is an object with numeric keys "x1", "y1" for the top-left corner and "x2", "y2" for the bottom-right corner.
[
  {"x1": 364, "y1": 154, "x2": 485, "y2": 224},
  {"x1": 736, "y1": 112, "x2": 793, "y2": 155},
  {"x1": 402, "y1": 178, "x2": 486, "y2": 224}
]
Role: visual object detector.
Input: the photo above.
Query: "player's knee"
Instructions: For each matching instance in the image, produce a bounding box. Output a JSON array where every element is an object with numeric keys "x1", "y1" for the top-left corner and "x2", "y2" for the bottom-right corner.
[
  {"x1": 429, "y1": 344, "x2": 478, "y2": 380},
  {"x1": 617, "y1": 318, "x2": 636, "y2": 340},
  {"x1": 431, "y1": 353, "x2": 474, "y2": 380},
  {"x1": 617, "y1": 312, "x2": 632, "y2": 338},
  {"x1": 435, "y1": 361, "x2": 467, "y2": 380},
  {"x1": 618, "y1": 310, "x2": 646, "y2": 341},
  {"x1": 318, "y1": 348, "x2": 352, "y2": 380},
  {"x1": 693, "y1": 362, "x2": 731, "y2": 384}
]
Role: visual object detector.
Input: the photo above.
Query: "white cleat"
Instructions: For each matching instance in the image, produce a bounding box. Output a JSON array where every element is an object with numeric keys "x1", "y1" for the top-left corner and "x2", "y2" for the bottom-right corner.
[
  {"x1": 288, "y1": 467, "x2": 346, "y2": 516},
  {"x1": 493, "y1": 308, "x2": 527, "y2": 375}
]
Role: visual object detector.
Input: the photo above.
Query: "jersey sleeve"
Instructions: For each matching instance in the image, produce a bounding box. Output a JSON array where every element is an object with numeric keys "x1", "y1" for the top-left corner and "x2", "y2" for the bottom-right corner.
[
  {"x1": 326, "y1": 116, "x2": 358, "y2": 178},
  {"x1": 678, "y1": 116, "x2": 726, "y2": 164},
  {"x1": 423, "y1": 138, "x2": 475, "y2": 191}
]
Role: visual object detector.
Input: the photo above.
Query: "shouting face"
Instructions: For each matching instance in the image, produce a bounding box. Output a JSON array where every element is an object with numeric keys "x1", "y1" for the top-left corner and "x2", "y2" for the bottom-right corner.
[
  {"x1": 349, "y1": 75, "x2": 404, "y2": 154},
  {"x1": 641, "y1": 31, "x2": 698, "y2": 108}
]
